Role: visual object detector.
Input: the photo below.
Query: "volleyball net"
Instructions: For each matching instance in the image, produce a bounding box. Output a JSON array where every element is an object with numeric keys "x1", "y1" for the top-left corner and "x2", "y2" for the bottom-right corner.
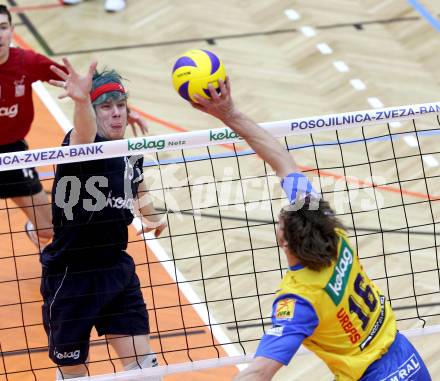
[{"x1": 0, "y1": 102, "x2": 439, "y2": 380}]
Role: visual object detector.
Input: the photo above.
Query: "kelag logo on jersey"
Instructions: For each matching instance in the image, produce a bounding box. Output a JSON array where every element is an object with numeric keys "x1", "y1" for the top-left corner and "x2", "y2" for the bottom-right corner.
[
  {"x1": 325, "y1": 238, "x2": 354, "y2": 305},
  {"x1": 0, "y1": 104, "x2": 18, "y2": 118}
]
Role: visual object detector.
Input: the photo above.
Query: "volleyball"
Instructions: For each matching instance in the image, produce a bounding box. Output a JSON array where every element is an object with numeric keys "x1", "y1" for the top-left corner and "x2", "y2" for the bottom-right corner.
[{"x1": 172, "y1": 49, "x2": 226, "y2": 102}]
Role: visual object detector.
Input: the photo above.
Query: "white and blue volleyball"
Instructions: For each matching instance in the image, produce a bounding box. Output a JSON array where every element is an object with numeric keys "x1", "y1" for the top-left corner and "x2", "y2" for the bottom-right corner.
[{"x1": 172, "y1": 49, "x2": 226, "y2": 102}]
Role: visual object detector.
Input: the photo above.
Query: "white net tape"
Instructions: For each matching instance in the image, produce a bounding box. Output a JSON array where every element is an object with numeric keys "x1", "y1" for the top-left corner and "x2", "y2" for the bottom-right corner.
[{"x1": 0, "y1": 102, "x2": 439, "y2": 171}]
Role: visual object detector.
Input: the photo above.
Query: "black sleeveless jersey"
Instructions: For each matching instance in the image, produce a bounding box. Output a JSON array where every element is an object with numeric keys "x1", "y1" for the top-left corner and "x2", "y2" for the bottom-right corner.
[{"x1": 41, "y1": 132, "x2": 144, "y2": 268}]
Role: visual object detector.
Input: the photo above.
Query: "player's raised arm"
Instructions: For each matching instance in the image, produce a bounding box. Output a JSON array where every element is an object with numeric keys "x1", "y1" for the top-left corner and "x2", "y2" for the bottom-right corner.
[
  {"x1": 192, "y1": 77, "x2": 299, "y2": 179},
  {"x1": 50, "y1": 58, "x2": 98, "y2": 145}
]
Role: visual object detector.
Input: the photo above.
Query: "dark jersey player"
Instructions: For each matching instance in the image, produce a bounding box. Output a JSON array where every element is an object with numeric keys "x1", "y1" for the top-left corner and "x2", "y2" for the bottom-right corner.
[
  {"x1": 0, "y1": 5, "x2": 66, "y2": 247},
  {"x1": 190, "y1": 79, "x2": 431, "y2": 380},
  {"x1": 41, "y1": 59, "x2": 166, "y2": 380}
]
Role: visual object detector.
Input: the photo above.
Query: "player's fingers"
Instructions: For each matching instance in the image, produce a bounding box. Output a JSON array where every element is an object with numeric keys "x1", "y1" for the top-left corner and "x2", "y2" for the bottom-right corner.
[
  {"x1": 193, "y1": 94, "x2": 209, "y2": 107},
  {"x1": 50, "y1": 65, "x2": 68, "y2": 80},
  {"x1": 190, "y1": 101, "x2": 204, "y2": 111},
  {"x1": 137, "y1": 226, "x2": 153, "y2": 235},
  {"x1": 190, "y1": 102, "x2": 200, "y2": 109},
  {"x1": 88, "y1": 61, "x2": 98, "y2": 78},
  {"x1": 138, "y1": 119, "x2": 148, "y2": 134},
  {"x1": 208, "y1": 83, "x2": 220, "y2": 101},
  {"x1": 155, "y1": 223, "x2": 167, "y2": 237},
  {"x1": 135, "y1": 124, "x2": 147, "y2": 135},
  {"x1": 62, "y1": 57, "x2": 75, "y2": 74},
  {"x1": 49, "y1": 79, "x2": 66, "y2": 88},
  {"x1": 218, "y1": 79, "x2": 228, "y2": 98},
  {"x1": 225, "y1": 76, "x2": 231, "y2": 94},
  {"x1": 58, "y1": 92, "x2": 68, "y2": 100},
  {"x1": 130, "y1": 123, "x2": 137, "y2": 137}
]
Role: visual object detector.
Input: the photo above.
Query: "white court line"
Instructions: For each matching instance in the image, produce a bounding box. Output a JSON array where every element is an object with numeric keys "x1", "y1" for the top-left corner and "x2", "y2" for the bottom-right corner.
[
  {"x1": 389, "y1": 122, "x2": 402, "y2": 128},
  {"x1": 32, "y1": 82, "x2": 243, "y2": 369},
  {"x1": 284, "y1": 9, "x2": 300, "y2": 20},
  {"x1": 422, "y1": 155, "x2": 439, "y2": 167},
  {"x1": 333, "y1": 60, "x2": 350, "y2": 72},
  {"x1": 131, "y1": 5, "x2": 174, "y2": 30},
  {"x1": 316, "y1": 43, "x2": 333, "y2": 54},
  {"x1": 403, "y1": 135, "x2": 419, "y2": 147},
  {"x1": 301, "y1": 26, "x2": 316, "y2": 37},
  {"x1": 368, "y1": 97, "x2": 384, "y2": 108},
  {"x1": 350, "y1": 79, "x2": 367, "y2": 91}
]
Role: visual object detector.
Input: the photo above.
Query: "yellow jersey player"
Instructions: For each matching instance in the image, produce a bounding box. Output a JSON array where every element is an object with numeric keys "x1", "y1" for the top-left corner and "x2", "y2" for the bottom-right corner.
[{"x1": 191, "y1": 78, "x2": 432, "y2": 381}]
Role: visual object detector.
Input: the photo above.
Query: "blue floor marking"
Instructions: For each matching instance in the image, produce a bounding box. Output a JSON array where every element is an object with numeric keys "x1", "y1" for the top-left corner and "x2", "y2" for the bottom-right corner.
[{"x1": 407, "y1": 0, "x2": 440, "y2": 32}]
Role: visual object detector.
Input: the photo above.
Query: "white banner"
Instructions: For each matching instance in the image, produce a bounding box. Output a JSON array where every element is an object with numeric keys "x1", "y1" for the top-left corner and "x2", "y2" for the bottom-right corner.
[{"x1": 1, "y1": 102, "x2": 439, "y2": 171}]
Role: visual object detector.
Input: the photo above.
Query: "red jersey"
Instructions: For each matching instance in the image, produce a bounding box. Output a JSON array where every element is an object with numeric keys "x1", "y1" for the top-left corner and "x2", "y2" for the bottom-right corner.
[{"x1": 0, "y1": 47, "x2": 64, "y2": 145}]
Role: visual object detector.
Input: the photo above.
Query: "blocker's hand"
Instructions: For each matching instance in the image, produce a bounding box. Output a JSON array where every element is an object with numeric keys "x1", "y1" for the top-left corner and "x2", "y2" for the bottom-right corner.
[
  {"x1": 49, "y1": 58, "x2": 97, "y2": 103},
  {"x1": 191, "y1": 77, "x2": 238, "y2": 123},
  {"x1": 128, "y1": 108, "x2": 149, "y2": 136},
  {"x1": 137, "y1": 215, "x2": 167, "y2": 238}
]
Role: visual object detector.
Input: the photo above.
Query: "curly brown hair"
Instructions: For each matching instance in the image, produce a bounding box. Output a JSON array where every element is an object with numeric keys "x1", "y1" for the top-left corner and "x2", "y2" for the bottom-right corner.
[{"x1": 279, "y1": 198, "x2": 343, "y2": 271}]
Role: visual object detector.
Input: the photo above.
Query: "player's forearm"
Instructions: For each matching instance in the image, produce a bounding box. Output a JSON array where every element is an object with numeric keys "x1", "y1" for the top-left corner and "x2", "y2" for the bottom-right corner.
[
  {"x1": 222, "y1": 111, "x2": 299, "y2": 178},
  {"x1": 233, "y1": 366, "x2": 272, "y2": 381},
  {"x1": 71, "y1": 99, "x2": 97, "y2": 145},
  {"x1": 138, "y1": 202, "x2": 159, "y2": 221},
  {"x1": 233, "y1": 357, "x2": 282, "y2": 381},
  {"x1": 136, "y1": 189, "x2": 162, "y2": 223}
]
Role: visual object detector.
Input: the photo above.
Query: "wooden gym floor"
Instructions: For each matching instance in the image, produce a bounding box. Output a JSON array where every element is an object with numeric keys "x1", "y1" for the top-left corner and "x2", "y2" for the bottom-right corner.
[{"x1": 1, "y1": 0, "x2": 440, "y2": 379}]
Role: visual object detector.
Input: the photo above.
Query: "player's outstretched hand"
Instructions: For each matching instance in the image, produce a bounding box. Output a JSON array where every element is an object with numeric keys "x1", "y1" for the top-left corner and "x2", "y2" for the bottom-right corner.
[
  {"x1": 128, "y1": 108, "x2": 149, "y2": 136},
  {"x1": 49, "y1": 58, "x2": 97, "y2": 103},
  {"x1": 137, "y1": 216, "x2": 168, "y2": 238},
  {"x1": 191, "y1": 77, "x2": 237, "y2": 123}
]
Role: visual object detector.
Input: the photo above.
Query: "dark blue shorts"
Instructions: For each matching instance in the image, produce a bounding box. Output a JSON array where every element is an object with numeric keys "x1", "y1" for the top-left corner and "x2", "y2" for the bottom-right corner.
[
  {"x1": 361, "y1": 332, "x2": 431, "y2": 381},
  {"x1": 41, "y1": 252, "x2": 149, "y2": 366},
  {"x1": 0, "y1": 140, "x2": 42, "y2": 198}
]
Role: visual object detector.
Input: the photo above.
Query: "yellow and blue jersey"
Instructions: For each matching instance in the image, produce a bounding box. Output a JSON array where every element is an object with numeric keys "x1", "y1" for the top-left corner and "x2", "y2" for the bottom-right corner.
[
  {"x1": 256, "y1": 229, "x2": 396, "y2": 380},
  {"x1": 255, "y1": 172, "x2": 431, "y2": 380}
]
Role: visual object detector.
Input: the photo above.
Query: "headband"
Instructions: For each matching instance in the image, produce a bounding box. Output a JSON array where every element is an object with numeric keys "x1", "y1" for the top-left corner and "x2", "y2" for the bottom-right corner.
[{"x1": 90, "y1": 83, "x2": 125, "y2": 103}]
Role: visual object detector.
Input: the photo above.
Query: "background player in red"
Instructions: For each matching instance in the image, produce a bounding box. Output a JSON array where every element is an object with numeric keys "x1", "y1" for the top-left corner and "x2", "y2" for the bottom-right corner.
[{"x1": 0, "y1": 4, "x2": 65, "y2": 247}]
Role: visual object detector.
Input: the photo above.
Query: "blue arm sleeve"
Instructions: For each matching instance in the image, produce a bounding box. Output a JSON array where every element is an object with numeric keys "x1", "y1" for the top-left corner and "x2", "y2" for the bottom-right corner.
[
  {"x1": 255, "y1": 294, "x2": 319, "y2": 366},
  {"x1": 281, "y1": 172, "x2": 320, "y2": 204}
]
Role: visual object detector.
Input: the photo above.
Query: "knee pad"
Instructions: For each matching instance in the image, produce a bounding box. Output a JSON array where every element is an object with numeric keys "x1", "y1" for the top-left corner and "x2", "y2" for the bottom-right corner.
[{"x1": 124, "y1": 353, "x2": 158, "y2": 370}]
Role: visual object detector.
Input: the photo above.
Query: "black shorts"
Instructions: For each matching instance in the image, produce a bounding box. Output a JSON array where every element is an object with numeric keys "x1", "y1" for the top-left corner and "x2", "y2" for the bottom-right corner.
[
  {"x1": 0, "y1": 140, "x2": 42, "y2": 198},
  {"x1": 41, "y1": 252, "x2": 149, "y2": 366}
]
